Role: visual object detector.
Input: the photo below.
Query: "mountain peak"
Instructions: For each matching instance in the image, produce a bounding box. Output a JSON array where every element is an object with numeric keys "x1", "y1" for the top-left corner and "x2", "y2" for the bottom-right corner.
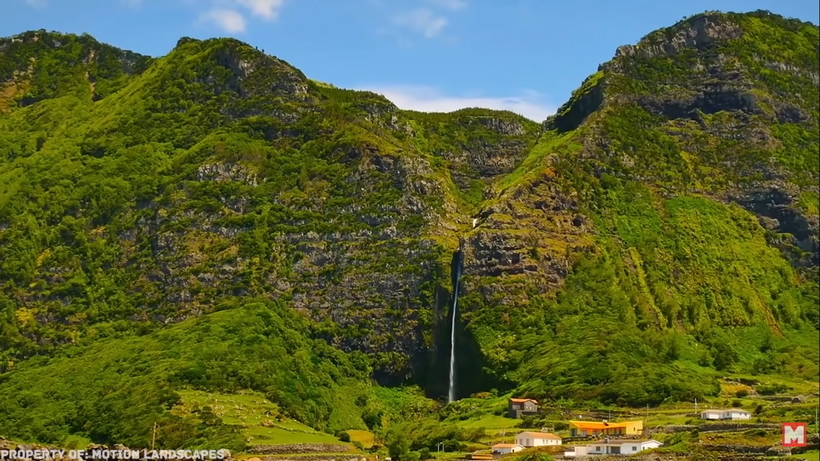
[
  {"x1": 614, "y1": 12, "x2": 741, "y2": 60},
  {"x1": 544, "y1": 10, "x2": 819, "y2": 133},
  {"x1": 165, "y1": 34, "x2": 310, "y2": 100},
  {"x1": 0, "y1": 30, "x2": 152, "y2": 108}
]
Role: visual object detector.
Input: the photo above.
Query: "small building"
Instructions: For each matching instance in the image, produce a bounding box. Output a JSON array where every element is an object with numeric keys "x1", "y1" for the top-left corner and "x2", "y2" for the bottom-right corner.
[
  {"x1": 508, "y1": 398, "x2": 540, "y2": 418},
  {"x1": 568, "y1": 420, "x2": 643, "y2": 437},
  {"x1": 585, "y1": 439, "x2": 663, "y2": 456},
  {"x1": 700, "y1": 409, "x2": 751, "y2": 421},
  {"x1": 515, "y1": 432, "x2": 562, "y2": 447},
  {"x1": 700, "y1": 409, "x2": 724, "y2": 420},
  {"x1": 491, "y1": 444, "x2": 524, "y2": 455}
]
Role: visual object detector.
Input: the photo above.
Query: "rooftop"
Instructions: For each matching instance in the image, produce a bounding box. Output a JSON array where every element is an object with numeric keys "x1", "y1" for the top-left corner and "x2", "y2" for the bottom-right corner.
[
  {"x1": 493, "y1": 444, "x2": 523, "y2": 448},
  {"x1": 569, "y1": 421, "x2": 637, "y2": 429},
  {"x1": 518, "y1": 432, "x2": 561, "y2": 439},
  {"x1": 588, "y1": 439, "x2": 661, "y2": 446},
  {"x1": 702, "y1": 408, "x2": 749, "y2": 412},
  {"x1": 510, "y1": 398, "x2": 539, "y2": 403}
]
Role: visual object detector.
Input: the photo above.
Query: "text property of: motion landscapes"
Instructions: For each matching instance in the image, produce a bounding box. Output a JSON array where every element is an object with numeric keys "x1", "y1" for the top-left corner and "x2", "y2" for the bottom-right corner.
[{"x1": 0, "y1": 450, "x2": 231, "y2": 460}]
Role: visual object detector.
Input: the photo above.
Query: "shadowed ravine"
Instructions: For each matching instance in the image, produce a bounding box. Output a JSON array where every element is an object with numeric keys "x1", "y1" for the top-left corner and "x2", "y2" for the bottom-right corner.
[{"x1": 448, "y1": 238, "x2": 465, "y2": 403}]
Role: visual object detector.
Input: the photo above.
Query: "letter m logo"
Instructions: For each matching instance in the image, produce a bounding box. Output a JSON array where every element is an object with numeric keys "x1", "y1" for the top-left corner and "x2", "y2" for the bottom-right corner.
[{"x1": 782, "y1": 422, "x2": 807, "y2": 447}]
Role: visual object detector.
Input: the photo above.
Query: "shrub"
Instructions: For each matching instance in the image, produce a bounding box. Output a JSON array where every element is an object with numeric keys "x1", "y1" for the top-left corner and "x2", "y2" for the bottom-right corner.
[{"x1": 757, "y1": 384, "x2": 790, "y2": 395}]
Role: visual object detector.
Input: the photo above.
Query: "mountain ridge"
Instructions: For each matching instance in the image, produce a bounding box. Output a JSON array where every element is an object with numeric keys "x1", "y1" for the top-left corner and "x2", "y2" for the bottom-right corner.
[{"x1": 0, "y1": 8, "x2": 817, "y2": 447}]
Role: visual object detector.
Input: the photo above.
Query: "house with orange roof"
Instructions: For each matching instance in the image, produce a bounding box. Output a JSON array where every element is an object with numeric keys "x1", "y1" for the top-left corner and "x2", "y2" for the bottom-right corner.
[
  {"x1": 568, "y1": 420, "x2": 643, "y2": 437},
  {"x1": 491, "y1": 443, "x2": 524, "y2": 454},
  {"x1": 508, "y1": 397, "x2": 540, "y2": 418},
  {"x1": 515, "y1": 431, "x2": 562, "y2": 447}
]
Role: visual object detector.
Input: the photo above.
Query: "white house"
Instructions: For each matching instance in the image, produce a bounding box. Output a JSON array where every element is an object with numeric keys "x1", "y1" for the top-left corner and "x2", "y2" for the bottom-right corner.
[
  {"x1": 700, "y1": 409, "x2": 724, "y2": 420},
  {"x1": 700, "y1": 409, "x2": 751, "y2": 420},
  {"x1": 585, "y1": 439, "x2": 663, "y2": 456},
  {"x1": 515, "y1": 432, "x2": 562, "y2": 447},
  {"x1": 492, "y1": 444, "x2": 524, "y2": 454}
]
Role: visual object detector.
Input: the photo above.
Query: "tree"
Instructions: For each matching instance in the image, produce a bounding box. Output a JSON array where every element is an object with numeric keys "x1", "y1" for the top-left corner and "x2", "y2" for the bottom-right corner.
[{"x1": 386, "y1": 429, "x2": 411, "y2": 461}]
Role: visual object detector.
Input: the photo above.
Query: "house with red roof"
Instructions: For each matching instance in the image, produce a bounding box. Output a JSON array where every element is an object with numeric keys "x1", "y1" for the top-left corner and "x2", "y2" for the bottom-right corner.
[{"x1": 508, "y1": 397, "x2": 540, "y2": 418}]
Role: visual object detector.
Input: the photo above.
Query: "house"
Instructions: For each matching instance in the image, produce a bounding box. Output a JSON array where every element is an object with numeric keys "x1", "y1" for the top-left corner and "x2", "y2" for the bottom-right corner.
[
  {"x1": 491, "y1": 444, "x2": 524, "y2": 455},
  {"x1": 700, "y1": 409, "x2": 751, "y2": 421},
  {"x1": 508, "y1": 398, "x2": 540, "y2": 418},
  {"x1": 700, "y1": 409, "x2": 724, "y2": 420},
  {"x1": 585, "y1": 439, "x2": 663, "y2": 456},
  {"x1": 568, "y1": 420, "x2": 643, "y2": 437},
  {"x1": 515, "y1": 432, "x2": 562, "y2": 447}
]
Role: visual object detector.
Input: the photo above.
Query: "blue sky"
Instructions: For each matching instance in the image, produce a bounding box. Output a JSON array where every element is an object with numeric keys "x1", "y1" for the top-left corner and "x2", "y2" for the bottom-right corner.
[{"x1": 3, "y1": 0, "x2": 818, "y2": 121}]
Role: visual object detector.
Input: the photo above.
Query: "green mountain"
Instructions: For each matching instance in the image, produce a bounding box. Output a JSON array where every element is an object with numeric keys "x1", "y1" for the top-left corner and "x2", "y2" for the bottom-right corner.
[{"x1": 0, "y1": 10, "x2": 818, "y2": 446}]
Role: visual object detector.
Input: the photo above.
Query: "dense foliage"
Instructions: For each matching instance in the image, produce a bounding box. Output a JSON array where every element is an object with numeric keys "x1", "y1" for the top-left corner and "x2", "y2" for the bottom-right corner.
[{"x1": 0, "y1": 299, "x2": 379, "y2": 448}]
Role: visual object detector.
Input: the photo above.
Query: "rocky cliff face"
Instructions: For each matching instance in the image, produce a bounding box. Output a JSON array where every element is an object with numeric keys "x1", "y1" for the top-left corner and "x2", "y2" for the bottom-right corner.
[{"x1": 543, "y1": 10, "x2": 819, "y2": 264}]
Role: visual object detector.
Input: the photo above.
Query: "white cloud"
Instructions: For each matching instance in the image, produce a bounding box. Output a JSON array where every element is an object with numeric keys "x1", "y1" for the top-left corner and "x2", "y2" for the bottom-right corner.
[
  {"x1": 25, "y1": 0, "x2": 47, "y2": 7},
  {"x1": 235, "y1": 0, "x2": 284, "y2": 21},
  {"x1": 359, "y1": 85, "x2": 556, "y2": 122},
  {"x1": 393, "y1": 8, "x2": 448, "y2": 38},
  {"x1": 423, "y1": 0, "x2": 467, "y2": 11},
  {"x1": 199, "y1": 8, "x2": 247, "y2": 33}
]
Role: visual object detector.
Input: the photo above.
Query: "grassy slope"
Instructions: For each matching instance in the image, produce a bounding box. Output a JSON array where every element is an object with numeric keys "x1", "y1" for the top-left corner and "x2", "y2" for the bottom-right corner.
[
  {"x1": 0, "y1": 300, "x2": 378, "y2": 449},
  {"x1": 175, "y1": 390, "x2": 349, "y2": 446}
]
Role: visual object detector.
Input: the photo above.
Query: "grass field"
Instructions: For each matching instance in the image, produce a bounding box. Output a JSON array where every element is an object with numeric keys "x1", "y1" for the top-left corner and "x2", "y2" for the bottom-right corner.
[
  {"x1": 176, "y1": 389, "x2": 353, "y2": 447},
  {"x1": 347, "y1": 429, "x2": 376, "y2": 448},
  {"x1": 456, "y1": 415, "x2": 522, "y2": 431}
]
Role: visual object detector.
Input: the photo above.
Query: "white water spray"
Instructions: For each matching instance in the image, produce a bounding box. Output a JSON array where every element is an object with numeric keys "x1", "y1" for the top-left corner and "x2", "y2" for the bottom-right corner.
[
  {"x1": 448, "y1": 241, "x2": 464, "y2": 404},
  {"x1": 448, "y1": 287, "x2": 459, "y2": 403}
]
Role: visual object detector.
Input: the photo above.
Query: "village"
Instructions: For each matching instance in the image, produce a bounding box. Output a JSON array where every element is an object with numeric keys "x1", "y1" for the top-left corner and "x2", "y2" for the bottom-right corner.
[
  {"x1": 478, "y1": 397, "x2": 754, "y2": 458},
  {"x1": 0, "y1": 384, "x2": 815, "y2": 461},
  {"x1": 179, "y1": 383, "x2": 816, "y2": 461}
]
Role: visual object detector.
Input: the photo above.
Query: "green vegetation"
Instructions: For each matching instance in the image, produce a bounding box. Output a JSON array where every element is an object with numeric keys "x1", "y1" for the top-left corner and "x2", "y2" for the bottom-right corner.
[
  {"x1": 456, "y1": 10, "x2": 819, "y2": 401},
  {"x1": 174, "y1": 390, "x2": 351, "y2": 446},
  {"x1": 0, "y1": 9, "x2": 818, "y2": 451},
  {"x1": 0, "y1": 300, "x2": 373, "y2": 449}
]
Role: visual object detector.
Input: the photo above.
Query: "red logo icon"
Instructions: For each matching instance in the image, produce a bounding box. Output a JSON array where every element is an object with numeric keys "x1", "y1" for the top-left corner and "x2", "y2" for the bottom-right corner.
[{"x1": 782, "y1": 422, "x2": 807, "y2": 447}]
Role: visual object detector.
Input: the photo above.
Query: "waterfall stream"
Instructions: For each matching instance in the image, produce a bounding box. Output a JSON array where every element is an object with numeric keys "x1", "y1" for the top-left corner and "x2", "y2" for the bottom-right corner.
[{"x1": 448, "y1": 239, "x2": 465, "y2": 403}]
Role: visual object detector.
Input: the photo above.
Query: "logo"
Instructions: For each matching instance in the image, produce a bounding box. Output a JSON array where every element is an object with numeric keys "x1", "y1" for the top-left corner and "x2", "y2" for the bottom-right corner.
[{"x1": 782, "y1": 422, "x2": 807, "y2": 447}]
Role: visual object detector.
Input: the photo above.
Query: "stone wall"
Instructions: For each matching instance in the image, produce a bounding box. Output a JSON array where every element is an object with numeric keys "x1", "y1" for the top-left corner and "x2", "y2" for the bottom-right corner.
[{"x1": 249, "y1": 444, "x2": 352, "y2": 455}]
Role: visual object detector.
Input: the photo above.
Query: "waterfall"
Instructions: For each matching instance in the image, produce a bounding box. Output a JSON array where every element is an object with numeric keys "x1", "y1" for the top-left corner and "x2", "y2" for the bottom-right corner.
[{"x1": 448, "y1": 239, "x2": 465, "y2": 403}]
